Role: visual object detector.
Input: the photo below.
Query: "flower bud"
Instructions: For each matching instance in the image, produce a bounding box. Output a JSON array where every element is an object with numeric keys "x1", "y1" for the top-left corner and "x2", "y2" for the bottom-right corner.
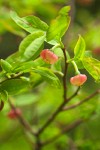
[
  {"x1": 40, "y1": 49, "x2": 58, "y2": 64},
  {"x1": 70, "y1": 74, "x2": 87, "y2": 86},
  {"x1": 7, "y1": 108, "x2": 21, "y2": 119}
]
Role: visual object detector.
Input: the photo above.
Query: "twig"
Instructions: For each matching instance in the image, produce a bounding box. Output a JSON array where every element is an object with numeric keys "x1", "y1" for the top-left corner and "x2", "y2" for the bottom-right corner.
[
  {"x1": 62, "y1": 47, "x2": 68, "y2": 102},
  {"x1": 67, "y1": 87, "x2": 80, "y2": 102},
  {"x1": 8, "y1": 98, "x2": 36, "y2": 136},
  {"x1": 36, "y1": 87, "x2": 80, "y2": 135},
  {"x1": 63, "y1": 89, "x2": 100, "y2": 111},
  {"x1": 36, "y1": 101, "x2": 65, "y2": 135},
  {"x1": 41, "y1": 119, "x2": 83, "y2": 146},
  {"x1": 36, "y1": 47, "x2": 69, "y2": 135},
  {"x1": 0, "y1": 72, "x2": 23, "y2": 84},
  {"x1": 39, "y1": 107, "x2": 98, "y2": 146},
  {"x1": 0, "y1": 100, "x2": 4, "y2": 111},
  {"x1": 68, "y1": 137, "x2": 78, "y2": 150}
]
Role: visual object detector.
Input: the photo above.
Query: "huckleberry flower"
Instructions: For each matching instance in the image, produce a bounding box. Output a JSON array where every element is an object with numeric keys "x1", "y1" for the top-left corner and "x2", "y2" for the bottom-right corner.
[
  {"x1": 70, "y1": 74, "x2": 87, "y2": 86},
  {"x1": 40, "y1": 49, "x2": 58, "y2": 64},
  {"x1": 7, "y1": 108, "x2": 21, "y2": 119}
]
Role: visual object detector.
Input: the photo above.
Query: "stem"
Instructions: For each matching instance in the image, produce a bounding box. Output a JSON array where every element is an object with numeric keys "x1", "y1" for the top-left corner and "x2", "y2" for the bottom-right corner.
[
  {"x1": 0, "y1": 100, "x2": 4, "y2": 111},
  {"x1": 0, "y1": 72, "x2": 23, "y2": 84},
  {"x1": 63, "y1": 89, "x2": 100, "y2": 111},
  {"x1": 41, "y1": 119, "x2": 83, "y2": 146},
  {"x1": 51, "y1": 44, "x2": 60, "y2": 51},
  {"x1": 67, "y1": 87, "x2": 80, "y2": 101},
  {"x1": 37, "y1": 101, "x2": 65, "y2": 135},
  {"x1": 35, "y1": 137, "x2": 42, "y2": 150},
  {"x1": 8, "y1": 98, "x2": 36, "y2": 136},
  {"x1": 37, "y1": 89, "x2": 99, "y2": 146},
  {"x1": 36, "y1": 87, "x2": 80, "y2": 135},
  {"x1": 36, "y1": 47, "x2": 68, "y2": 135},
  {"x1": 71, "y1": 61, "x2": 80, "y2": 75},
  {"x1": 62, "y1": 47, "x2": 68, "y2": 102}
]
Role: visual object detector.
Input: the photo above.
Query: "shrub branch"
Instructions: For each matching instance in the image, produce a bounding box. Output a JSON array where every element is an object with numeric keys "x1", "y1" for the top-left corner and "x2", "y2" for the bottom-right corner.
[
  {"x1": 8, "y1": 98, "x2": 36, "y2": 136},
  {"x1": 63, "y1": 89, "x2": 100, "y2": 111}
]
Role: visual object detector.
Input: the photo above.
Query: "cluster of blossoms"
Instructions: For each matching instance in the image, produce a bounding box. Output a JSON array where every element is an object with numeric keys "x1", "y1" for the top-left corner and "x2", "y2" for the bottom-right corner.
[
  {"x1": 7, "y1": 50, "x2": 87, "y2": 119},
  {"x1": 40, "y1": 49, "x2": 87, "y2": 86}
]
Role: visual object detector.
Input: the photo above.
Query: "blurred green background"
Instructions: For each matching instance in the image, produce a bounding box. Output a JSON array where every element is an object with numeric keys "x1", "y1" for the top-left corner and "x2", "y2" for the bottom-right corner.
[{"x1": 0, "y1": 0, "x2": 100, "y2": 150}]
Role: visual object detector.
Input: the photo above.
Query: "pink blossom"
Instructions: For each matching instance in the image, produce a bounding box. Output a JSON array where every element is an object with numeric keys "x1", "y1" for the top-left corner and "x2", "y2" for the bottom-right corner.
[
  {"x1": 7, "y1": 108, "x2": 21, "y2": 119},
  {"x1": 70, "y1": 74, "x2": 87, "y2": 86},
  {"x1": 40, "y1": 49, "x2": 58, "y2": 64}
]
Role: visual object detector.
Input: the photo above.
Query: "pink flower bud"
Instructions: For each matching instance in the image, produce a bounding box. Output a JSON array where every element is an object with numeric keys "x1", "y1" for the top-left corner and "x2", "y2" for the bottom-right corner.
[
  {"x1": 7, "y1": 108, "x2": 21, "y2": 119},
  {"x1": 70, "y1": 74, "x2": 87, "y2": 86},
  {"x1": 40, "y1": 49, "x2": 58, "y2": 64}
]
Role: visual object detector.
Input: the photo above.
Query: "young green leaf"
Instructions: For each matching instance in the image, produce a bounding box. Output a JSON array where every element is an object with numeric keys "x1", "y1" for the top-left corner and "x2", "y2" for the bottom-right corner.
[
  {"x1": 59, "y1": 6, "x2": 71, "y2": 15},
  {"x1": 33, "y1": 67, "x2": 61, "y2": 87},
  {"x1": 19, "y1": 31, "x2": 45, "y2": 61},
  {"x1": 30, "y1": 72, "x2": 43, "y2": 88},
  {"x1": 84, "y1": 51, "x2": 92, "y2": 57},
  {"x1": 52, "y1": 47, "x2": 64, "y2": 57},
  {"x1": 13, "y1": 61, "x2": 37, "y2": 73},
  {"x1": 74, "y1": 35, "x2": 86, "y2": 59},
  {"x1": 0, "y1": 59, "x2": 13, "y2": 72},
  {"x1": 82, "y1": 57, "x2": 100, "y2": 82},
  {"x1": 46, "y1": 6, "x2": 71, "y2": 42},
  {"x1": 0, "y1": 72, "x2": 7, "y2": 83},
  {"x1": 0, "y1": 90, "x2": 8, "y2": 102},
  {"x1": 23, "y1": 16, "x2": 48, "y2": 31},
  {"x1": 75, "y1": 60, "x2": 84, "y2": 69},
  {"x1": 6, "y1": 52, "x2": 21, "y2": 65},
  {"x1": 10, "y1": 11, "x2": 48, "y2": 33},
  {"x1": 13, "y1": 58, "x2": 48, "y2": 73},
  {"x1": 0, "y1": 79, "x2": 30, "y2": 95},
  {"x1": 51, "y1": 59, "x2": 64, "y2": 77}
]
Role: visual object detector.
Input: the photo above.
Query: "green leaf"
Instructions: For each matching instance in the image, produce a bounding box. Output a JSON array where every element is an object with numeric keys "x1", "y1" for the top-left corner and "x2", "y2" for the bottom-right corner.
[
  {"x1": 23, "y1": 16, "x2": 48, "y2": 31},
  {"x1": 6, "y1": 52, "x2": 20, "y2": 65},
  {"x1": 30, "y1": 72, "x2": 43, "y2": 88},
  {"x1": 19, "y1": 31, "x2": 45, "y2": 61},
  {"x1": 52, "y1": 47, "x2": 64, "y2": 57},
  {"x1": 13, "y1": 58, "x2": 48, "y2": 73},
  {"x1": 33, "y1": 67, "x2": 61, "y2": 87},
  {"x1": 10, "y1": 11, "x2": 48, "y2": 33},
  {"x1": 82, "y1": 57, "x2": 100, "y2": 82},
  {"x1": 0, "y1": 90, "x2": 8, "y2": 102},
  {"x1": 52, "y1": 60, "x2": 64, "y2": 77},
  {"x1": 0, "y1": 79, "x2": 30, "y2": 95},
  {"x1": 0, "y1": 72, "x2": 7, "y2": 83},
  {"x1": 59, "y1": 6, "x2": 71, "y2": 15},
  {"x1": 74, "y1": 35, "x2": 86, "y2": 59},
  {"x1": 0, "y1": 59, "x2": 13, "y2": 72},
  {"x1": 75, "y1": 60, "x2": 84, "y2": 69},
  {"x1": 52, "y1": 59, "x2": 62, "y2": 73},
  {"x1": 84, "y1": 51, "x2": 92, "y2": 57},
  {"x1": 46, "y1": 6, "x2": 71, "y2": 42},
  {"x1": 13, "y1": 61, "x2": 37, "y2": 73}
]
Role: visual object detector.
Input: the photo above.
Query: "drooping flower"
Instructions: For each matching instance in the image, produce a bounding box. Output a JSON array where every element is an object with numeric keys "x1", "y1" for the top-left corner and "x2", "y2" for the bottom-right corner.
[
  {"x1": 7, "y1": 108, "x2": 21, "y2": 119},
  {"x1": 70, "y1": 74, "x2": 87, "y2": 86},
  {"x1": 40, "y1": 49, "x2": 58, "y2": 64}
]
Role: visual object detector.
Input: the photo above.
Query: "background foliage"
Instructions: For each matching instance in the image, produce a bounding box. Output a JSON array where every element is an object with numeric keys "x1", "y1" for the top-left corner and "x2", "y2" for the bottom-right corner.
[{"x1": 0, "y1": 0, "x2": 100, "y2": 150}]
